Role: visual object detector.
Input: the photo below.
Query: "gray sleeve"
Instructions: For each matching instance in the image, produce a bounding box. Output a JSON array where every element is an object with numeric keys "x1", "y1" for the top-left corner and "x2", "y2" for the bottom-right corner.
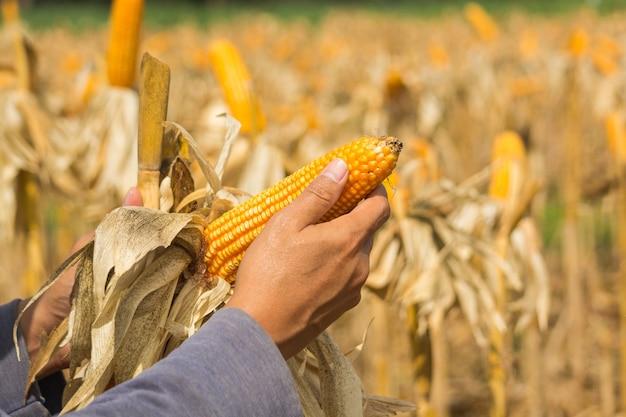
[
  {"x1": 0, "y1": 300, "x2": 51, "y2": 417},
  {"x1": 70, "y1": 307, "x2": 302, "y2": 417}
]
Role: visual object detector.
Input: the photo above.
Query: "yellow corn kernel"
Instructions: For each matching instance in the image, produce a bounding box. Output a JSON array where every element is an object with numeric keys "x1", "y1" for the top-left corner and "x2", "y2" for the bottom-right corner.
[
  {"x1": 204, "y1": 136, "x2": 403, "y2": 282},
  {"x1": 208, "y1": 38, "x2": 266, "y2": 136},
  {"x1": 106, "y1": 0, "x2": 144, "y2": 87},
  {"x1": 464, "y1": 3, "x2": 499, "y2": 43},
  {"x1": 489, "y1": 131, "x2": 527, "y2": 200}
]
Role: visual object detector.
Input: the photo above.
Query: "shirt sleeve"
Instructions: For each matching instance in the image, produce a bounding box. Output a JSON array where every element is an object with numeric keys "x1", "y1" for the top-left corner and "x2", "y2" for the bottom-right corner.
[
  {"x1": 69, "y1": 307, "x2": 302, "y2": 417},
  {"x1": 0, "y1": 300, "x2": 52, "y2": 417}
]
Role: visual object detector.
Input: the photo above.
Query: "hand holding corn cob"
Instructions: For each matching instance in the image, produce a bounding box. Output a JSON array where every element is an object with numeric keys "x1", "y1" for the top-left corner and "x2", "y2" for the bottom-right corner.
[
  {"x1": 17, "y1": 188, "x2": 144, "y2": 378},
  {"x1": 204, "y1": 136, "x2": 402, "y2": 282},
  {"x1": 227, "y1": 137, "x2": 401, "y2": 358}
]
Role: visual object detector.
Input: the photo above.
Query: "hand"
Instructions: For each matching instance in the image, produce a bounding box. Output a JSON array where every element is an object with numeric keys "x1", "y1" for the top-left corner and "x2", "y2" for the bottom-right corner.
[
  {"x1": 19, "y1": 187, "x2": 143, "y2": 377},
  {"x1": 229, "y1": 159, "x2": 390, "y2": 358}
]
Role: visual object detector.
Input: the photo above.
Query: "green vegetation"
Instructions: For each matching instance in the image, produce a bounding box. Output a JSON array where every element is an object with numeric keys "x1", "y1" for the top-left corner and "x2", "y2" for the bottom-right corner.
[{"x1": 20, "y1": 0, "x2": 626, "y2": 31}]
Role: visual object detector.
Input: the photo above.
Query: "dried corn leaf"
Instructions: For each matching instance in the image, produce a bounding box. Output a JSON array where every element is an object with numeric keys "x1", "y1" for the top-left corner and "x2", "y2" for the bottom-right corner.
[
  {"x1": 309, "y1": 332, "x2": 363, "y2": 417},
  {"x1": 167, "y1": 157, "x2": 196, "y2": 212},
  {"x1": 363, "y1": 394, "x2": 416, "y2": 416},
  {"x1": 26, "y1": 317, "x2": 68, "y2": 391},
  {"x1": 91, "y1": 207, "x2": 193, "y2": 309},
  {"x1": 238, "y1": 136, "x2": 285, "y2": 194}
]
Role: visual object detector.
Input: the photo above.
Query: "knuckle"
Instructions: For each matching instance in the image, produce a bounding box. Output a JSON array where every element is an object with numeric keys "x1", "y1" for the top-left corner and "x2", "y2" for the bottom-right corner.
[
  {"x1": 349, "y1": 261, "x2": 369, "y2": 290},
  {"x1": 306, "y1": 177, "x2": 335, "y2": 205},
  {"x1": 341, "y1": 231, "x2": 362, "y2": 254},
  {"x1": 358, "y1": 262, "x2": 370, "y2": 283},
  {"x1": 268, "y1": 210, "x2": 285, "y2": 225},
  {"x1": 377, "y1": 199, "x2": 391, "y2": 224},
  {"x1": 267, "y1": 210, "x2": 292, "y2": 231},
  {"x1": 349, "y1": 293, "x2": 362, "y2": 309}
]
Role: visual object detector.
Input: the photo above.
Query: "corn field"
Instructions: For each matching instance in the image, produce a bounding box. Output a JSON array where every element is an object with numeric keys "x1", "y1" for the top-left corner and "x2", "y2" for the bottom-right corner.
[{"x1": 3, "y1": 1, "x2": 626, "y2": 416}]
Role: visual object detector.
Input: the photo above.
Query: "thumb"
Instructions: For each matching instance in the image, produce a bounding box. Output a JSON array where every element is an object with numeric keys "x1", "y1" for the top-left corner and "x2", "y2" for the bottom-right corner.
[{"x1": 283, "y1": 158, "x2": 348, "y2": 230}]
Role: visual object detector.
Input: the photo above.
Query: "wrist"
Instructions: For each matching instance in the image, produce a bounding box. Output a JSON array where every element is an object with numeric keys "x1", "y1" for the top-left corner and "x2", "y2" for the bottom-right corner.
[
  {"x1": 228, "y1": 296, "x2": 310, "y2": 359},
  {"x1": 227, "y1": 298, "x2": 285, "y2": 355}
]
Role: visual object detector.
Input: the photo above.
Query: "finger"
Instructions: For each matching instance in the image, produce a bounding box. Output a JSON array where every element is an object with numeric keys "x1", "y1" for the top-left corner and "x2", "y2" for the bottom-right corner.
[
  {"x1": 281, "y1": 159, "x2": 348, "y2": 230},
  {"x1": 325, "y1": 184, "x2": 390, "y2": 239},
  {"x1": 122, "y1": 187, "x2": 143, "y2": 207},
  {"x1": 37, "y1": 343, "x2": 70, "y2": 379}
]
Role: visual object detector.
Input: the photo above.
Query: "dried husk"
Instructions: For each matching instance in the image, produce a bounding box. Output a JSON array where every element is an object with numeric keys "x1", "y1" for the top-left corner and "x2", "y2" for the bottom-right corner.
[{"x1": 14, "y1": 121, "x2": 411, "y2": 416}]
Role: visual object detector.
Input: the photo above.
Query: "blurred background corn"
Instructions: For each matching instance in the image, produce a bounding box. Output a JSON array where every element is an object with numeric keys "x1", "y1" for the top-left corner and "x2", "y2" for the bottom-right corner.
[
  {"x1": 208, "y1": 38, "x2": 266, "y2": 136},
  {"x1": 464, "y1": 2, "x2": 499, "y2": 42},
  {"x1": 6, "y1": 3, "x2": 626, "y2": 416},
  {"x1": 1, "y1": 0, "x2": 19, "y2": 24},
  {"x1": 567, "y1": 28, "x2": 589, "y2": 58},
  {"x1": 204, "y1": 136, "x2": 402, "y2": 282},
  {"x1": 606, "y1": 112, "x2": 626, "y2": 166},
  {"x1": 489, "y1": 131, "x2": 527, "y2": 201},
  {"x1": 106, "y1": 0, "x2": 144, "y2": 87}
]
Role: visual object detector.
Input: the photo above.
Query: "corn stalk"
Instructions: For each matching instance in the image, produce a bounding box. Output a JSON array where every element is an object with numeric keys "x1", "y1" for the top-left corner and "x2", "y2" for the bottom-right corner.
[
  {"x1": 7, "y1": 11, "x2": 45, "y2": 296},
  {"x1": 15, "y1": 171, "x2": 45, "y2": 295},
  {"x1": 137, "y1": 53, "x2": 170, "y2": 209},
  {"x1": 488, "y1": 135, "x2": 520, "y2": 417},
  {"x1": 563, "y1": 64, "x2": 585, "y2": 402},
  {"x1": 609, "y1": 113, "x2": 626, "y2": 413},
  {"x1": 408, "y1": 305, "x2": 439, "y2": 417}
]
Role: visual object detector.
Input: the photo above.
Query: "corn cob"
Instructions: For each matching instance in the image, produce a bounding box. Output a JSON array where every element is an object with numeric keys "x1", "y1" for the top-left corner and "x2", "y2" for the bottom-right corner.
[
  {"x1": 567, "y1": 28, "x2": 588, "y2": 58},
  {"x1": 204, "y1": 136, "x2": 402, "y2": 282},
  {"x1": 489, "y1": 131, "x2": 527, "y2": 200},
  {"x1": 208, "y1": 39, "x2": 266, "y2": 136},
  {"x1": 464, "y1": 2, "x2": 499, "y2": 43},
  {"x1": 106, "y1": 0, "x2": 144, "y2": 87}
]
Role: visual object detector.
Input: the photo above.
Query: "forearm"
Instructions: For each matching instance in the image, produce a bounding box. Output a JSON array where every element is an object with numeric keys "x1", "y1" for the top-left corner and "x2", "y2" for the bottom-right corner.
[{"x1": 70, "y1": 308, "x2": 302, "y2": 417}]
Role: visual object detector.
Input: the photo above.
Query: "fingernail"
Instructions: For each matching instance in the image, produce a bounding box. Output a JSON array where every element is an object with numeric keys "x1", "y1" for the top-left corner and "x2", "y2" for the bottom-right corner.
[
  {"x1": 322, "y1": 159, "x2": 348, "y2": 183},
  {"x1": 122, "y1": 187, "x2": 143, "y2": 206}
]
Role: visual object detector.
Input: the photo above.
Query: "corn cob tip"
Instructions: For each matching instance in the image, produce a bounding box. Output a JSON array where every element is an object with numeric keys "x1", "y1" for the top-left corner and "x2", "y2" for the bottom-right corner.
[{"x1": 382, "y1": 136, "x2": 403, "y2": 155}]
